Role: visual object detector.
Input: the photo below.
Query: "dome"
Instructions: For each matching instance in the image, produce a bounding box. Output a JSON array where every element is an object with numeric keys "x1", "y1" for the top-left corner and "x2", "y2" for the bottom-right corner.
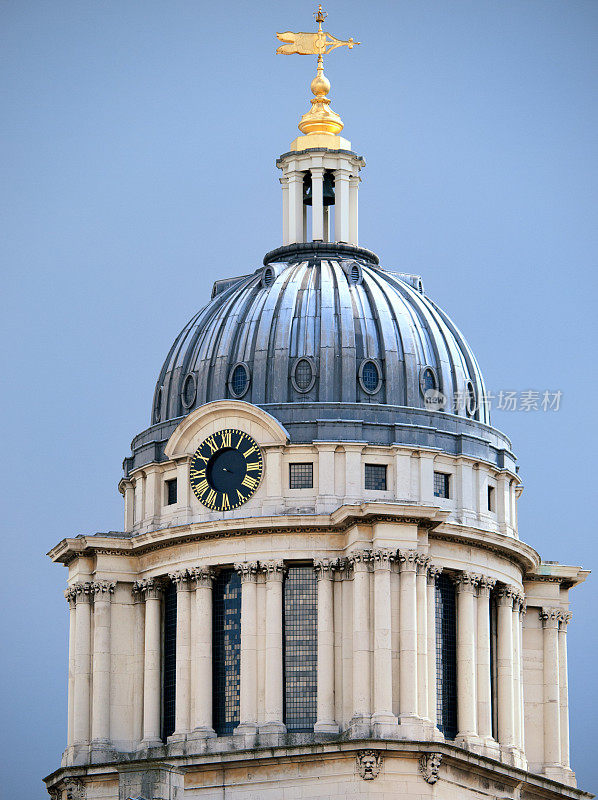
[{"x1": 152, "y1": 245, "x2": 489, "y2": 428}]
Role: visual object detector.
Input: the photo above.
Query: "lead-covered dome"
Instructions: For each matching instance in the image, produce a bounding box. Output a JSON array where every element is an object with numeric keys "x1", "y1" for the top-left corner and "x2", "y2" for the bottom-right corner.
[{"x1": 152, "y1": 246, "x2": 489, "y2": 427}]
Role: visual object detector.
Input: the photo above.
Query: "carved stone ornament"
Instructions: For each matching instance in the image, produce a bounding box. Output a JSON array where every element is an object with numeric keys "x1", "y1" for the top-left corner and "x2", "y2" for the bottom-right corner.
[
  {"x1": 397, "y1": 549, "x2": 419, "y2": 572},
  {"x1": 64, "y1": 587, "x2": 77, "y2": 605},
  {"x1": 372, "y1": 548, "x2": 396, "y2": 569},
  {"x1": 415, "y1": 553, "x2": 431, "y2": 574},
  {"x1": 314, "y1": 558, "x2": 337, "y2": 579},
  {"x1": 132, "y1": 577, "x2": 165, "y2": 600},
  {"x1": 64, "y1": 778, "x2": 86, "y2": 800},
  {"x1": 189, "y1": 566, "x2": 214, "y2": 587},
  {"x1": 453, "y1": 572, "x2": 480, "y2": 593},
  {"x1": 349, "y1": 549, "x2": 374, "y2": 571},
  {"x1": 357, "y1": 750, "x2": 382, "y2": 780},
  {"x1": 235, "y1": 561, "x2": 259, "y2": 582},
  {"x1": 477, "y1": 574, "x2": 496, "y2": 594},
  {"x1": 427, "y1": 564, "x2": 442, "y2": 584},
  {"x1": 47, "y1": 788, "x2": 61, "y2": 800},
  {"x1": 90, "y1": 580, "x2": 116, "y2": 599},
  {"x1": 262, "y1": 559, "x2": 285, "y2": 580},
  {"x1": 539, "y1": 606, "x2": 562, "y2": 627},
  {"x1": 419, "y1": 752, "x2": 443, "y2": 784},
  {"x1": 169, "y1": 569, "x2": 192, "y2": 589}
]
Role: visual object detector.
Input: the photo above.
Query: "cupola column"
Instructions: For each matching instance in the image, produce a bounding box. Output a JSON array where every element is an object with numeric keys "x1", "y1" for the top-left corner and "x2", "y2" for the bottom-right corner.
[
  {"x1": 371, "y1": 549, "x2": 398, "y2": 733},
  {"x1": 496, "y1": 586, "x2": 516, "y2": 756},
  {"x1": 398, "y1": 551, "x2": 420, "y2": 733},
  {"x1": 235, "y1": 562, "x2": 259, "y2": 736},
  {"x1": 426, "y1": 566, "x2": 442, "y2": 729},
  {"x1": 350, "y1": 551, "x2": 372, "y2": 729},
  {"x1": 559, "y1": 612, "x2": 572, "y2": 770},
  {"x1": 64, "y1": 587, "x2": 77, "y2": 748},
  {"x1": 190, "y1": 567, "x2": 216, "y2": 738},
  {"x1": 540, "y1": 607, "x2": 562, "y2": 775},
  {"x1": 314, "y1": 560, "x2": 338, "y2": 733},
  {"x1": 416, "y1": 555, "x2": 431, "y2": 723},
  {"x1": 91, "y1": 580, "x2": 115, "y2": 745},
  {"x1": 262, "y1": 561, "x2": 286, "y2": 733},
  {"x1": 310, "y1": 167, "x2": 325, "y2": 241},
  {"x1": 512, "y1": 594, "x2": 525, "y2": 760},
  {"x1": 476, "y1": 576, "x2": 498, "y2": 752},
  {"x1": 280, "y1": 176, "x2": 290, "y2": 245},
  {"x1": 73, "y1": 582, "x2": 92, "y2": 745},
  {"x1": 334, "y1": 168, "x2": 351, "y2": 243},
  {"x1": 287, "y1": 171, "x2": 304, "y2": 245},
  {"x1": 349, "y1": 175, "x2": 359, "y2": 245},
  {"x1": 170, "y1": 570, "x2": 192, "y2": 738},
  {"x1": 138, "y1": 578, "x2": 164, "y2": 746},
  {"x1": 455, "y1": 573, "x2": 479, "y2": 746}
]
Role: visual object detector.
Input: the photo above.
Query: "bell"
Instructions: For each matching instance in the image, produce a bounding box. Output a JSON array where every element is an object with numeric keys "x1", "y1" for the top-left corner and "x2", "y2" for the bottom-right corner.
[{"x1": 303, "y1": 172, "x2": 336, "y2": 206}]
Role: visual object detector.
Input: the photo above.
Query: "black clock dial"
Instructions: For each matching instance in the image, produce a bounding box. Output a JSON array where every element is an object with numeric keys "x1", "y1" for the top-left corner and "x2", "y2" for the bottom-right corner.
[{"x1": 190, "y1": 428, "x2": 263, "y2": 511}]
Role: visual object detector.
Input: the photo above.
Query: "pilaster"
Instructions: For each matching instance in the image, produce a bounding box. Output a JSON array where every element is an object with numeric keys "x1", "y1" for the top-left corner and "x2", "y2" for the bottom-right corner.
[
  {"x1": 189, "y1": 567, "x2": 216, "y2": 739},
  {"x1": 234, "y1": 562, "x2": 259, "y2": 737},
  {"x1": 314, "y1": 559, "x2": 339, "y2": 733},
  {"x1": 261, "y1": 560, "x2": 286, "y2": 734},
  {"x1": 371, "y1": 549, "x2": 399, "y2": 735}
]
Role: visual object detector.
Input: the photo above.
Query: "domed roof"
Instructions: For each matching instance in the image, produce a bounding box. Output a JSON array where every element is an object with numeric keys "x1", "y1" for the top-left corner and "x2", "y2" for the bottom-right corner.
[{"x1": 152, "y1": 247, "x2": 490, "y2": 428}]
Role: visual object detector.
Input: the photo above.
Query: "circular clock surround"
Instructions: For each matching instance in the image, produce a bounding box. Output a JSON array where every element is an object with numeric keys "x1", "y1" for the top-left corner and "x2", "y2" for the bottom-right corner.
[{"x1": 190, "y1": 428, "x2": 264, "y2": 511}]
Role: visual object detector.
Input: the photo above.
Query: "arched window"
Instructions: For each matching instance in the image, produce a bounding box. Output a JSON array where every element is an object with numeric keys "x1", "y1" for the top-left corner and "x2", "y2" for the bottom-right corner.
[
  {"x1": 420, "y1": 365, "x2": 438, "y2": 396},
  {"x1": 162, "y1": 582, "x2": 177, "y2": 742},
  {"x1": 212, "y1": 569, "x2": 241, "y2": 735},
  {"x1": 283, "y1": 566, "x2": 317, "y2": 732},
  {"x1": 435, "y1": 573, "x2": 457, "y2": 740}
]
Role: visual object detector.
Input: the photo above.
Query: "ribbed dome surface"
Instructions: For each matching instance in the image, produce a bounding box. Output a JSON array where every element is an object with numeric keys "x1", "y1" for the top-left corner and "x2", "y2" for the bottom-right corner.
[{"x1": 152, "y1": 256, "x2": 490, "y2": 426}]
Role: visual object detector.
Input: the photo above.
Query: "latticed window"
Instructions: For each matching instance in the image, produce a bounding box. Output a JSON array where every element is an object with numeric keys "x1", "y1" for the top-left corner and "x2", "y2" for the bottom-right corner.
[
  {"x1": 361, "y1": 360, "x2": 380, "y2": 392},
  {"x1": 289, "y1": 463, "x2": 313, "y2": 489},
  {"x1": 435, "y1": 573, "x2": 457, "y2": 740},
  {"x1": 212, "y1": 569, "x2": 241, "y2": 735},
  {"x1": 294, "y1": 358, "x2": 313, "y2": 391},
  {"x1": 423, "y1": 367, "x2": 436, "y2": 392},
  {"x1": 365, "y1": 463, "x2": 387, "y2": 490},
  {"x1": 165, "y1": 478, "x2": 177, "y2": 506},
  {"x1": 283, "y1": 566, "x2": 317, "y2": 732},
  {"x1": 162, "y1": 582, "x2": 177, "y2": 741},
  {"x1": 230, "y1": 364, "x2": 248, "y2": 397},
  {"x1": 434, "y1": 471, "x2": 450, "y2": 498}
]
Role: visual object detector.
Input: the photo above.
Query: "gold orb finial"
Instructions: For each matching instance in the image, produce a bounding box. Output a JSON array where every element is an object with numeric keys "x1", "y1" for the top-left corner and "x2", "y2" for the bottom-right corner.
[{"x1": 275, "y1": 6, "x2": 360, "y2": 142}]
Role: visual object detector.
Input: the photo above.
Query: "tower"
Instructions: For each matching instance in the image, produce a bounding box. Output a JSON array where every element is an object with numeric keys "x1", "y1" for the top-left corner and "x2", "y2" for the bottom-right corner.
[{"x1": 44, "y1": 9, "x2": 590, "y2": 800}]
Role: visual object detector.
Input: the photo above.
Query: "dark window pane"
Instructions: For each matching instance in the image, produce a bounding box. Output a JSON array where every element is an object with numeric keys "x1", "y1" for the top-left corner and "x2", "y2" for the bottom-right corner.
[
  {"x1": 294, "y1": 359, "x2": 313, "y2": 390},
  {"x1": 231, "y1": 364, "x2": 248, "y2": 397},
  {"x1": 488, "y1": 486, "x2": 495, "y2": 511},
  {"x1": 212, "y1": 569, "x2": 241, "y2": 735},
  {"x1": 436, "y1": 573, "x2": 457, "y2": 740},
  {"x1": 362, "y1": 361, "x2": 380, "y2": 392},
  {"x1": 283, "y1": 566, "x2": 317, "y2": 732},
  {"x1": 289, "y1": 463, "x2": 313, "y2": 489},
  {"x1": 423, "y1": 368, "x2": 436, "y2": 392},
  {"x1": 166, "y1": 478, "x2": 177, "y2": 506},
  {"x1": 434, "y1": 471, "x2": 450, "y2": 499},
  {"x1": 365, "y1": 463, "x2": 387, "y2": 491},
  {"x1": 162, "y1": 582, "x2": 177, "y2": 741}
]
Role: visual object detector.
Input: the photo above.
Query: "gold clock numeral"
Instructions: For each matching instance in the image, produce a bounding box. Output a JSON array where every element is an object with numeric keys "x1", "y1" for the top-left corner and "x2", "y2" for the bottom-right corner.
[
  {"x1": 194, "y1": 452, "x2": 210, "y2": 465},
  {"x1": 241, "y1": 474, "x2": 259, "y2": 490},
  {"x1": 222, "y1": 493, "x2": 231, "y2": 510},
  {"x1": 246, "y1": 460, "x2": 261, "y2": 472},
  {"x1": 243, "y1": 445, "x2": 257, "y2": 457},
  {"x1": 195, "y1": 479, "x2": 209, "y2": 495},
  {"x1": 205, "y1": 488, "x2": 217, "y2": 507},
  {"x1": 220, "y1": 430, "x2": 232, "y2": 448},
  {"x1": 236, "y1": 489, "x2": 245, "y2": 503}
]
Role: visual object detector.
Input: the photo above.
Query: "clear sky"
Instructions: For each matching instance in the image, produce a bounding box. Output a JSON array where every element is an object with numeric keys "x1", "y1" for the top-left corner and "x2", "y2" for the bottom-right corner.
[{"x1": 1, "y1": 1, "x2": 597, "y2": 796}]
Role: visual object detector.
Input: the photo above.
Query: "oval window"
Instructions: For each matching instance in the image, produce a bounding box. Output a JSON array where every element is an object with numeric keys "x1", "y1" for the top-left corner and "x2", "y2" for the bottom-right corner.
[
  {"x1": 419, "y1": 365, "x2": 439, "y2": 397},
  {"x1": 292, "y1": 357, "x2": 316, "y2": 393},
  {"x1": 262, "y1": 266, "x2": 275, "y2": 287},
  {"x1": 465, "y1": 380, "x2": 477, "y2": 417},
  {"x1": 181, "y1": 373, "x2": 197, "y2": 408},
  {"x1": 154, "y1": 386, "x2": 163, "y2": 423},
  {"x1": 350, "y1": 264, "x2": 360, "y2": 284},
  {"x1": 229, "y1": 363, "x2": 250, "y2": 398},
  {"x1": 359, "y1": 359, "x2": 381, "y2": 394}
]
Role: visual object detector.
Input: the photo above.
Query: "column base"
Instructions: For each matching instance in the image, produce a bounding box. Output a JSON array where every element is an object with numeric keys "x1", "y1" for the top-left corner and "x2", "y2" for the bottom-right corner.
[
  {"x1": 314, "y1": 721, "x2": 340, "y2": 734},
  {"x1": 398, "y1": 713, "x2": 427, "y2": 739},
  {"x1": 188, "y1": 726, "x2": 216, "y2": 739},
  {"x1": 455, "y1": 732, "x2": 482, "y2": 751},
  {"x1": 371, "y1": 711, "x2": 400, "y2": 738},
  {"x1": 89, "y1": 738, "x2": 114, "y2": 763},
  {"x1": 259, "y1": 721, "x2": 287, "y2": 734},
  {"x1": 470, "y1": 736, "x2": 501, "y2": 759},
  {"x1": 544, "y1": 765, "x2": 571, "y2": 782},
  {"x1": 140, "y1": 737, "x2": 163, "y2": 749},
  {"x1": 233, "y1": 722, "x2": 258, "y2": 737}
]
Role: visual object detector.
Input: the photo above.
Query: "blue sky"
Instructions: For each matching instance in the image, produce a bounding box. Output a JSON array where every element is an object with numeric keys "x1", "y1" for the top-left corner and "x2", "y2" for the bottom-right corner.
[{"x1": 1, "y1": 1, "x2": 597, "y2": 796}]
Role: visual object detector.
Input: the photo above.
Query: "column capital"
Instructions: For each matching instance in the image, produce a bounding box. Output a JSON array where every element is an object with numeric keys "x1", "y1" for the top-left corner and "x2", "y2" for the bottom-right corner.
[
  {"x1": 397, "y1": 549, "x2": 419, "y2": 572},
  {"x1": 314, "y1": 558, "x2": 337, "y2": 580},
  {"x1": 453, "y1": 572, "x2": 480, "y2": 593},
  {"x1": 310, "y1": 165, "x2": 325, "y2": 177},
  {"x1": 133, "y1": 577, "x2": 165, "y2": 600},
  {"x1": 64, "y1": 586, "x2": 78, "y2": 606},
  {"x1": 496, "y1": 584, "x2": 518, "y2": 607},
  {"x1": 513, "y1": 592, "x2": 526, "y2": 613},
  {"x1": 349, "y1": 549, "x2": 373, "y2": 572},
  {"x1": 372, "y1": 548, "x2": 396, "y2": 570},
  {"x1": 90, "y1": 580, "x2": 116, "y2": 599},
  {"x1": 190, "y1": 566, "x2": 214, "y2": 588},
  {"x1": 415, "y1": 553, "x2": 431, "y2": 575},
  {"x1": 539, "y1": 606, "x2": 562, "y2": 628},
  {"x1": 558, "y1": 610, "x2": 572, "y2": 628},
  {"x1": 477, "y1": 574, "x2": 496, "y2": 595},
  {"x1": 426, "y1": 564, "x2": 442, "y2": 584},
  {"x1": 169, "y1": 569, "x2": 193, "y2": 590},
  {"x1": 74, "y1": 581, "x2": 93, "y2": 603},
  {"x1": 235, "y1": 561, "x2": 259, "y2": 583},
  {"x1": 262, "y1": 559, "x2": 285, "y2": 581}
]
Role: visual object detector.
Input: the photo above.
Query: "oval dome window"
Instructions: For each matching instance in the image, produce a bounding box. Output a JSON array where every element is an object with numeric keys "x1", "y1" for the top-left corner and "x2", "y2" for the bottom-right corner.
[
  {"x1": 359, "y1": 359, "x2": 381, "y2": 394},
  {"x1": 465, "y1": 380, "x2": 477, "y2": 417},
  {"x1": 292, "y1": 357, "x2": 316, "y2": 393},
  {"x1": 229, "y1": 363, "x2": 250, "y2": 398},
  {"x1": 181, "y1": 373, "x2": 197, "y2": 409}
]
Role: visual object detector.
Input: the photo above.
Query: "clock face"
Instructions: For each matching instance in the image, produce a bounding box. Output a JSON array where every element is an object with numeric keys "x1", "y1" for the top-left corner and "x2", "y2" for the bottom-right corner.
[{"x1": 190, "y1": 428, "x2": 264, "y2": 511}]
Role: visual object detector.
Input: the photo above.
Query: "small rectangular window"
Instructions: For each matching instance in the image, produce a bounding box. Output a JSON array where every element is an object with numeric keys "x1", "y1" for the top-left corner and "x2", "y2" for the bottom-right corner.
[
  {"x1": 488, "y1": 485, "x2": 495, "y2": 512},
  {"x1": 434, "y1": 471, "x2": 450, "y2": 499},
  {"x1": 289, "y1": 463, "x2": 313, "y2": 489},
  {"x1": 365, "y1": 463, "x2": 387, "y2": 491},
  {"x1": 165, "y1": 478, "x2": 177, "y2": 505}
]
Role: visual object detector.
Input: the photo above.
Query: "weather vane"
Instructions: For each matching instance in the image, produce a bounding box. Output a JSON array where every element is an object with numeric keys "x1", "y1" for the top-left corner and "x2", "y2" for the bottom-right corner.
[{"x1": 275, "y1": 5, "x2": 360, "y2": 138}]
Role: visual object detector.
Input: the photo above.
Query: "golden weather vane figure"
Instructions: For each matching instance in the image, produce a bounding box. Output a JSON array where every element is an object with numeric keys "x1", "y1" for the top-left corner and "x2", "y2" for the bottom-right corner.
[{"x1": 276, "y1": 5, "x2": 360, "y2": 138}]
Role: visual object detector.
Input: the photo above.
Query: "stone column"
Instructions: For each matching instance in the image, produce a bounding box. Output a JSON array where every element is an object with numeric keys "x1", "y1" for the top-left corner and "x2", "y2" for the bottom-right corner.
[
  {"x1": 496, "y1": 586, "x2": 516, "y2": 755},
  {"x1": 280, "y1": 175, "x2": 289, "y2": 245},
  {"x1": 540, "y1": 607, "x2": 562, "y2": 774},
  {"x1": 372, "y1": 549, "x2": 398, "y2": 733},
  {"x1": 235, "y1": 562, "x2": 259, "y2": 735},
  {"x1": 170, "y1": 570, "x2": 192, "y2": 738},
  {"x1": 314, "y1": 559, "x2": 338, "y2": 733},
  {"x1": 65, "y1": 587, "x2": 77, "y2": 747},
  {"x1": 426, "y1": 565, "x2": 442, "y2": 729},
  {"x1": 287, "y1": 170, "x2": 304, "y2": 244},
  {"x1": 512, "y1": 593, "x2": 524, "y2": 753},
  {"x1": 137, "y1": 578, "x2": 164, "y2": 746},
  {"x1": 122, "y1": 480, "x2": 134, "y2": 532},
  {"x1": 73, "y1": 582, "x2": 92, "y2": 745},
  {"x1": 262, "y1": 560, "x2": 286, "y2": 733},
  {"x1": 311, "y1": 167, "x2": 325, "y2": 241},
  {"x1": 558, "y1": 612, "x2": 571, "y2": 770},
  {"x1": 454, "y1": 572, "x2": 479, "y2": 746},
  {"x1": 416, "y1": 555, "x2": 431, "y2": 722},
  {"x1": 350, "y1": 551, "x2": 371, "y2": 729},
  {"x1": 476, "y1": 576, "x2": 497, "y2": 750},
  {"x1": 132, "y1": 584, "x2": 145, "y2": 744},
  {"x1": 190, "y1": 567, "x2": 215, "y2": 737},
  {"x1": 398, "y1": 550, "x2": 420, "y2": 732},
  {"x1": 334, "y1": 168, "x2": 351, "y2": 243},
  {"x1": 91, "y1": 580, "x2": 115, "y2": 745},
  {"x1": 349, "y1": 175, "x2": 359, "y2": 245}
]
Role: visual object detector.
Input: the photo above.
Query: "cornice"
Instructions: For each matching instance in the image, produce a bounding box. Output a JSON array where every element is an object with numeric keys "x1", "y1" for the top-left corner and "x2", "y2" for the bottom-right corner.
[{"x1": 431, "y1": 522, "x2": 540, "y2": 574}]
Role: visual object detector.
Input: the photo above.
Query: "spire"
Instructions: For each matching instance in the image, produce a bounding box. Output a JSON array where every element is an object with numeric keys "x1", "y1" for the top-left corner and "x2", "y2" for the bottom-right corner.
[{"x1": 276, "y1": 5, "x2": 360, "y2": 151}]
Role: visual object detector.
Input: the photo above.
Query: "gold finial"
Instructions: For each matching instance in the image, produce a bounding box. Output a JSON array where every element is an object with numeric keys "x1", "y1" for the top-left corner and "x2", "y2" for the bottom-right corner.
[{"x1": 276, "y1": 5, "x2": 360, "y2": 140}]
